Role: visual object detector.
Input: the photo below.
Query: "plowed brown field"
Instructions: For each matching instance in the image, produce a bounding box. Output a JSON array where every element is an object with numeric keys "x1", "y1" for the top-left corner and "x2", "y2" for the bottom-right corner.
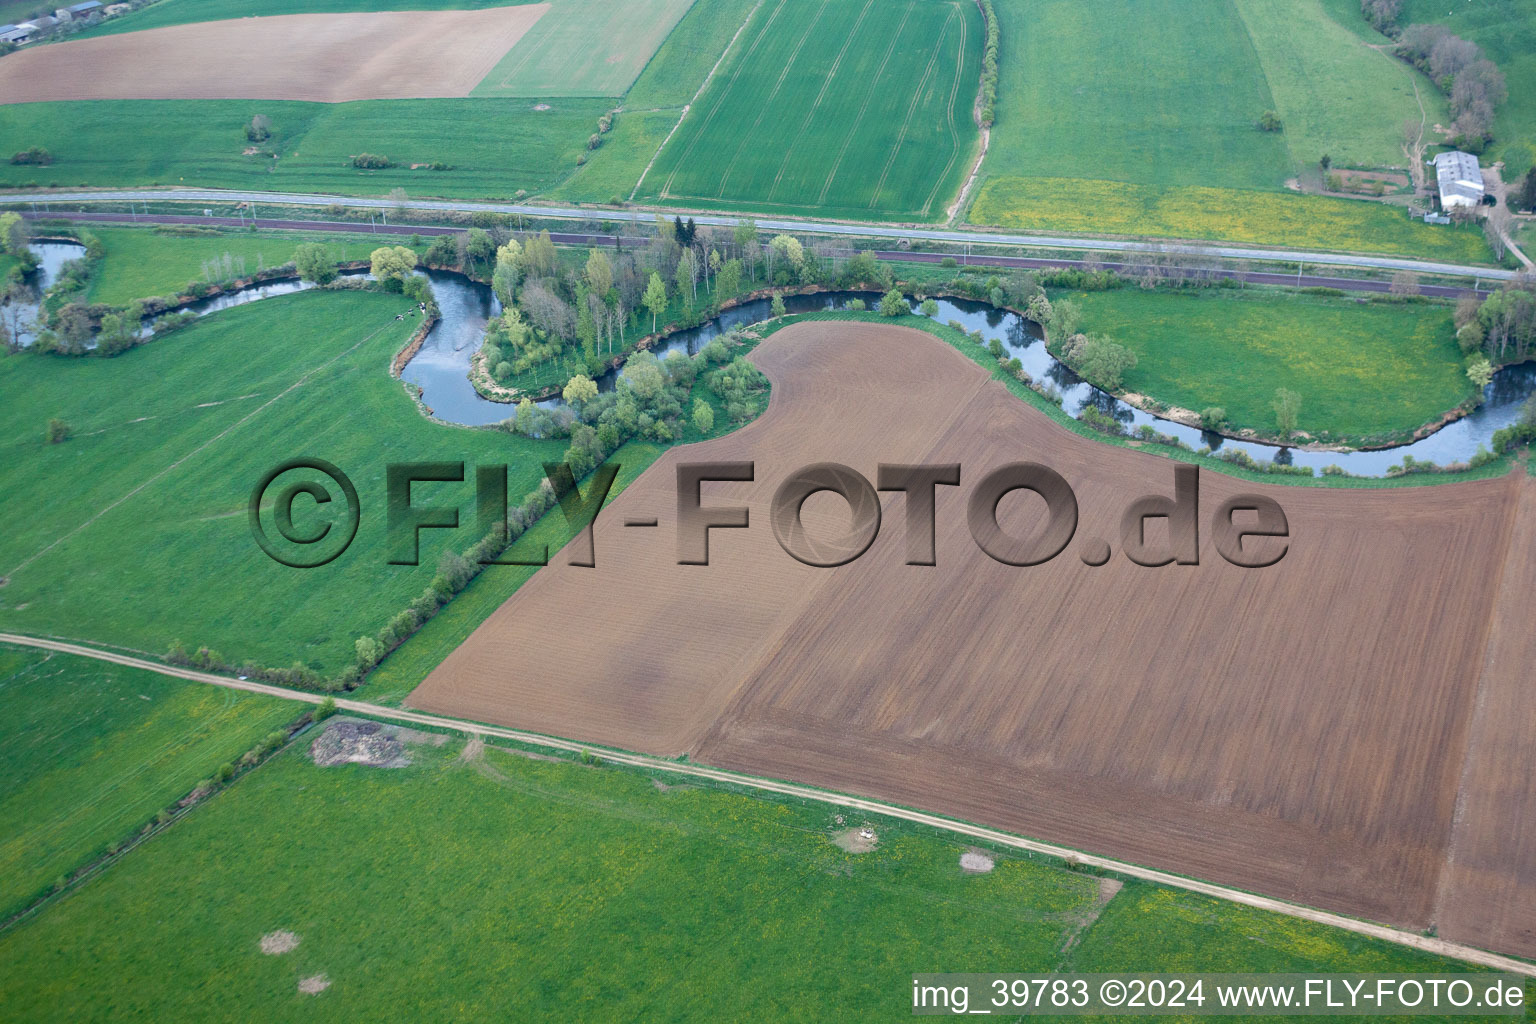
[
  {"x1": 0, "y1": 6, "x2": 549, "y2": 102},
  {"x1": 409, "y1": 322, "x2": 1534, "y2": 957}
]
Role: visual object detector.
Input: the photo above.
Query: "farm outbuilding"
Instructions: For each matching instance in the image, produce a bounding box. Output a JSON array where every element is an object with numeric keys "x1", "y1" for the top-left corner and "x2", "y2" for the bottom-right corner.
[
  {"x1": 53, "y1": 1, "x2": 102, "y2": 21},
  {"x1": 1432, "y1": 151, "x2": 1485, "y2": 210},
  {"x1": 0, "y1": 22, "x2": 39, "y2": 43}
]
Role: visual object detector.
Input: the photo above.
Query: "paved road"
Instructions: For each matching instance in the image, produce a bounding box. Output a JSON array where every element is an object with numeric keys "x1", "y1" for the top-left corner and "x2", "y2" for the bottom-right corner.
[
  {"x1": 4, "y1": 628, "x2": 1533, "y2": 977},
  {"x1": 22, "y1": 210, "x2": 1496, "y2": 298},
  {"x1": 7, "y1": 187, "x2": 1518, "y2": 283}
]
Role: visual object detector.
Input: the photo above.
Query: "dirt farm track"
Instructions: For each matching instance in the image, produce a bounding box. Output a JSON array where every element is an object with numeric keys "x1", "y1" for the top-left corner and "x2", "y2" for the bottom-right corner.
[
  {"x1": 410, "y1": 322, "x2": 1536, "y2": 960},
  {"x1": 0, "y1": 6, "x2": 548, "y2": 102}
]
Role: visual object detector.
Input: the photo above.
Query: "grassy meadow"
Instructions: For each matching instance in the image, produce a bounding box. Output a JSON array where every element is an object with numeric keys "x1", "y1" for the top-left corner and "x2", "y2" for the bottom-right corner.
[
  {"x1": 0, "y1": 98, "x2": 602, "y2": 198},
  {"x1": 84, "y1": 227, "x2": 389, "y2": 306},
  {"x1": 1234, "y1": 0, "x2": 1448, "y2": 171},
  {"x1": 0, "y1": 731, "x2": 1504, "y2": 1021},
  {"x1": 639, "y1": 0, "x2": 983, "y2": 220},
  {"x1": 552, "y1": 109, "x2": 678, "y2": 203},
  {"x1": 0, "y1": 0, "x2": 46, "y2": 23},
  {"x1": 1319, "y1": 0, "x2": 1532, "y2": 177},
  {"x1": 471, "y1": 0, "x2": 695, "y2": 98},
  {"x1": 1400, "y1": 0, "x2": 1536, "y2": 177},
  {"x1": 980, "y1": 0, "x2": 1446, "y2": 178},
  {"x1": 0, "y1": 643, "x2": 297, "y2": 920},
  {"x1": 0, "y1": 289, "x2": 571, "y2": 674},
  {"x1": 983, "y1": 0, "x2": 1291, "y2": 191},
  {"x1": 553, "y1": 0, "x2": 759, "y2": 202},
  {"x1": 970, "y1": 177, "x2": 1494, "y2": 262},
  {"x1": 1063, "y1": 287, "x2": 1470, "y2": 444},
  {"x1": 972, "y1": 0, "x2": 1489, "y2": 257},
  {"x1": 620, "y1": 0, "x2": 757, "y2": 111}
]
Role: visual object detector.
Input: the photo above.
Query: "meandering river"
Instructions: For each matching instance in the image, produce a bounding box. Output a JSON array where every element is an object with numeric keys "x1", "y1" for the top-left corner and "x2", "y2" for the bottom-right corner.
[{"x1": 16, "y1": 244, "x2": 1533, "y2": 477}]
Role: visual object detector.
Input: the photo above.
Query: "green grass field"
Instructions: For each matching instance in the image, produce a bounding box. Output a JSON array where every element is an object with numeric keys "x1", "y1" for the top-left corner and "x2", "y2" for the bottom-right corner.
[
  {"x1": 639, "y1": 0, "x2": 983, "y2": 220},
  {"x1": 0, "y1": 289, "x2": 570, "y2": 673},
  {"x1": 0, "y1": 731, "x2": 1500, "y2": 1021},
  {"x1": 471, "y1": 0, "x2": 695, "y2": 98},
  {"x1": 0, "y1": 0, "x2": 48, "y2": 25},
  {"x1": 1234, "y1": 0, "x2": 1449, "y2": 171},
  {"x1": 551, "y1": 0, "x2": 759, "y2": 202},
  {"x1": 984, "y1": 0, "x2": 1291, "y2": 190},
  {"x1": 0, "y1": 98, "x2": 601, "y2": 198},
  {"x1": 84, "y1": 227, "x2": 390, "y2": 306},
  {"x1": 1064, "y1": 287, "x2": 1470, "y2": 444},
  {"x1": 970, "y1": 177, "x2": 1494, "y2": 262},
  {"x1": 1400, "y1": 0, "x2": 1536, "y2": 177},
  {"x1": 71, "y1": 0, "x2": 542, "y2": 38},
  {"x1": 0, "y1": 643, "x2": 297, "y2": 920},
  {"x1": 550, "y1": 109, "x2": 678, "y2": 203},
  {"x1": 621, "y1": 0, "x2": 757, "y2": 111},
  {"x1": 972, "y1": 0, "x2": 1487, "y2": 256},
  {"x1": 981, "y1": 0, "x2": 1447, "y2": 180}
]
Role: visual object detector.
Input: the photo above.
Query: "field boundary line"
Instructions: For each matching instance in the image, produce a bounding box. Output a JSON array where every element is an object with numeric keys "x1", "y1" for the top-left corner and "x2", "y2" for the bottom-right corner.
[
  {"x1": 712, "y1": 0, "x2": 831, "y2": 200},
  {"x1": 2, "y1": 629, "x2": 1533, "y2": 977},
  {"x1": 923, "y1": 2, "x2": 968, "y2": 219},
  {"x1": 638, "y1": 0, "x2": 771, "y2": 201},
  {"x1": 868, "y1": 7, "x2": 950, "y2": 209},
  {"x1": 478, "y1": 1, "x2": 557, "y2": 92},
  {"x1": 764, "y1": 0, "x2": 876, "y2": 204},
  {"x1": 3, "y1": 318, "x2": 393, "y2": 581},
  {"x1": 944, "y1": 0, "x2": 990, "y2": 224},
  {"x1": 0, "y1": 697, "x2": 310, "y2": 938},
  {"x1": 1430, "y1": 472, "x2": 1526, "y2": 930},
  {"x1": 17, "y1": 671, "x2": 255, "y2": 856}
]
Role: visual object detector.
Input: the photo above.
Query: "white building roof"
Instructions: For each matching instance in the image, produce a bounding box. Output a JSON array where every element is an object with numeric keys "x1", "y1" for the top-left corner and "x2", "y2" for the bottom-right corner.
[{"x1": 1433, "y1": 151, "x2": 1485, "y2": 207}]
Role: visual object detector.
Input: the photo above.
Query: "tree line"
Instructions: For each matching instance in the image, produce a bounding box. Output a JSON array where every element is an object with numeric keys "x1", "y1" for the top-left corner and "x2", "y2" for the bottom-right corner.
[
  {"x1": 1362, "y1": 1, "x2": 1507, "y2": 153},
  {"x1": 463, "y1": 214, "x2": 907, "y2": 395}
]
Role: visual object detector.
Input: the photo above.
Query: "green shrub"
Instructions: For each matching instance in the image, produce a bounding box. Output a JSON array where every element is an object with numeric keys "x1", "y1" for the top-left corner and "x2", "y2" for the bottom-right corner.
[
  {"x1": 692, "y1": 398, "x2": 714, "y2": 434},
  {"x1": 10, "y1": 147, "x2": 52, "y2": 166}
]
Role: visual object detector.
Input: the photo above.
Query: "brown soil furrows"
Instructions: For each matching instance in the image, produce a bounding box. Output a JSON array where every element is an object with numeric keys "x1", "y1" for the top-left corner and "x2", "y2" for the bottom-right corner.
[
  {"x1": 409, "y1": 323, "x2": 993, "y2": 755},
  {"x1": 407, "y1": 321, "x2": 1530, "y2": 953},
  {"x1": 1433, "y1": 472, "x2": 1536, "y2": 955},
  {"x1": 0, "y1": 6, "x2": 548, "y2": 103}
]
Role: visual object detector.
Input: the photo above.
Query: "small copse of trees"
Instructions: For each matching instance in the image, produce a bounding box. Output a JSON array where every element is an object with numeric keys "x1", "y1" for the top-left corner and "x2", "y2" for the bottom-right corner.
[{"x1": 1393, "y1": 24, "x2": 1506, "y2": 151}]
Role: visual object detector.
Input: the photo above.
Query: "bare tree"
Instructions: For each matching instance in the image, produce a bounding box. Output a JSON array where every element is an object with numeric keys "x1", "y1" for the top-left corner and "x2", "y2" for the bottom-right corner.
[
  {"x1": 1389, "y1": 270, "x2": 1421, "y2": 297},
  {"x1": 521, "y1": 280, "x2": 576, "y2": 340},
  {"x1": 1, "y1": 283, "x2": 37, "y2": 351},
  {"x1": 1483, "y1": 206, "x2": 1511, "y2": 262}
]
